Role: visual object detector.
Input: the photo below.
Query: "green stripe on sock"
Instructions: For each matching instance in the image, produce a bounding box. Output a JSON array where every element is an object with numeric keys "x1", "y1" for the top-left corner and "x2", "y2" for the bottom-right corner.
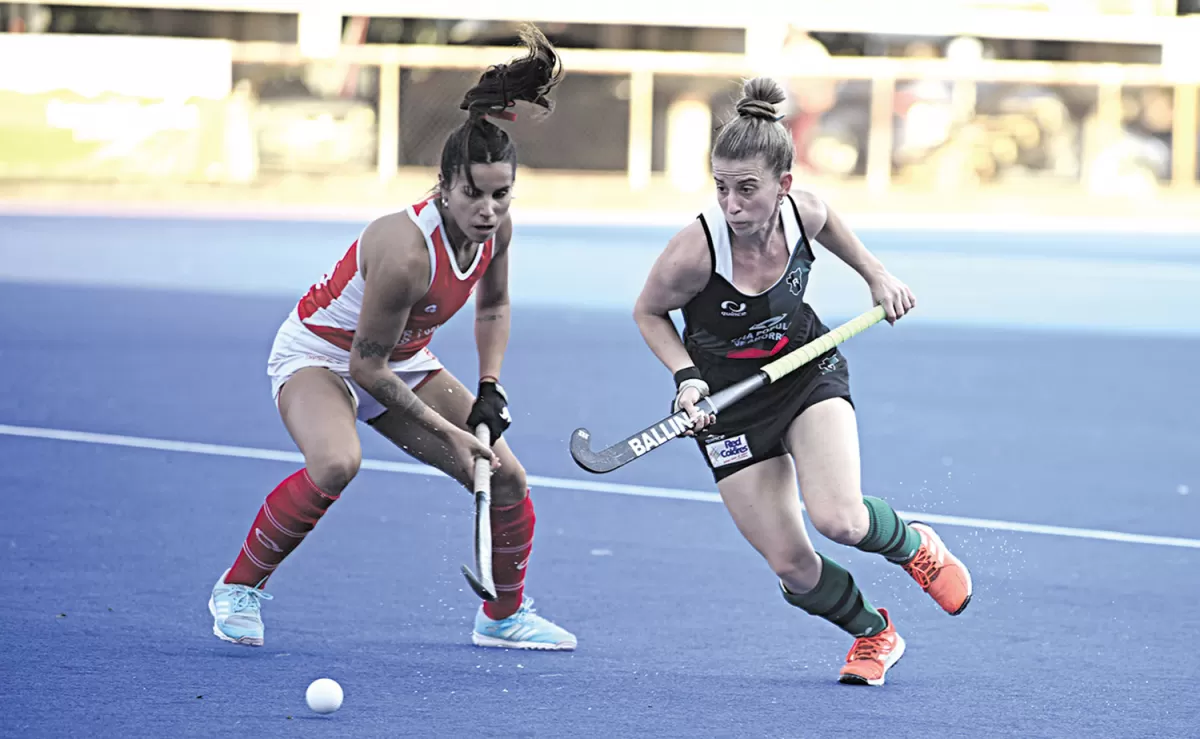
[
  {"x1": 780, "y1": 554, "x2": 887, "y2": 638},
  {"x1": 857, "y1": 496, "x2": 921, "y2": 563}
]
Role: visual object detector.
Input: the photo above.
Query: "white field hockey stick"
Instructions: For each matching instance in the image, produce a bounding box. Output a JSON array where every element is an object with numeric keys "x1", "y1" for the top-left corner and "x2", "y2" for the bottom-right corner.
[
  {"x1": 569, "y1": 305, "x2": 887, "y2": 474},
  {"x1": 460, "y1": 423, "x2": 498, "y2": 601}
]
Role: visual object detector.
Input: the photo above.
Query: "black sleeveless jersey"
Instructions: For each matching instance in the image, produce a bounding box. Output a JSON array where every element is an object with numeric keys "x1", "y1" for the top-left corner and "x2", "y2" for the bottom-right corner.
[{"x1": 681, "y1": 194, "x2": 826, "y2": 392}]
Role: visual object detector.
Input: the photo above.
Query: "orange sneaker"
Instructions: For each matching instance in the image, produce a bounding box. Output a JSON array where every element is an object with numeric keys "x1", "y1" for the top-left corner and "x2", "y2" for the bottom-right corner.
[
  {"x1": 838, "y1": 608, "x2": 905, "y2": 686},
  {"x1": 902, "y1": 523, "x2": 973, "y2": 615}
]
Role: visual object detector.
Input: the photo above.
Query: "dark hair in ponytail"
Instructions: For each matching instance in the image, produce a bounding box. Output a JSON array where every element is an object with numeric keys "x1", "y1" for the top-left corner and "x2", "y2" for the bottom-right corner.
[{"x1": 438, "y1": 24, "x2": 564, "y2": 193}]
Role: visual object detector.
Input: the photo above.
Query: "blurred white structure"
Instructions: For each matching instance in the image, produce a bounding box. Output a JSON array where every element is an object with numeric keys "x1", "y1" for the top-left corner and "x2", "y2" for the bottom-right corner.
[{"x1": 5, "y1": 0, "x2": 1199, "y2": 192}]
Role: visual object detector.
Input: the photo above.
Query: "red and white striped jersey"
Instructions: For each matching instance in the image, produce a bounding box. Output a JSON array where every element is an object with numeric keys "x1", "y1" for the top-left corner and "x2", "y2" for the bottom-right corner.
[{"x1": 295, "y1": 197, "x2": 495, "y2": 361}]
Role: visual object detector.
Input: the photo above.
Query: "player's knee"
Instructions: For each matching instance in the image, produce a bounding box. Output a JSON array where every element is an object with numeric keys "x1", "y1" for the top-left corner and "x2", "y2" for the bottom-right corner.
[
  {"x1": 305, "y1": 448, "x2": 361, "y2": 495},
  {"x1": 769, "y1": 549, "x2": 822, "y2": 591},
  {"x1": 491, "y1": 458, "x2": 528, "y2": 507},
  {"x1": 808, "y1": 504, "x2": 868, "y2": 546}
]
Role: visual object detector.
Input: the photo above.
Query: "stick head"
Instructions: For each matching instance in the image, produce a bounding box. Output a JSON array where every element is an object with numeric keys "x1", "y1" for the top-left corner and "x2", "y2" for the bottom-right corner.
[
  {"x1": 461, "y1": 564, "x2": 497, "y2": 601},
  {"x1": 569, "y1": 428, "x2": 629, "y2": 474}
]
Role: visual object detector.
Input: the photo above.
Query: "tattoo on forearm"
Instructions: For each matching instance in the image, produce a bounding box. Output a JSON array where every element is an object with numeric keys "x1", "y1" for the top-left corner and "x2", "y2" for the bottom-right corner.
[
  {"x1": 370, "y1": 377, "x2": 421, "y2": 415},
  {"x1": 476, "y1": 313, "x2": 502, "y2": 323},
  {"x1": 353, "y1": 335, "x2": 392, "y2": 359}
]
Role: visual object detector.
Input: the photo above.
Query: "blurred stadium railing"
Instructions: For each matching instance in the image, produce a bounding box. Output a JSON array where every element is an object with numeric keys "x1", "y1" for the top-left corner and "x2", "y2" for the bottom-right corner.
[{"x1": 1, "y1": 1, "x2": 1198, "y2": 214}]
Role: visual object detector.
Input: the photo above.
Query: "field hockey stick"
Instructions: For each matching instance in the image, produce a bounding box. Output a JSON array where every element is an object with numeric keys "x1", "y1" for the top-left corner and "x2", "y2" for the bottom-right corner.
[
  {"x1": 460, "y1": 423, "x2": 498, "y2": 601},
  {"x1": 570, "y1": 305, "x2": 887, "y2": 474}
]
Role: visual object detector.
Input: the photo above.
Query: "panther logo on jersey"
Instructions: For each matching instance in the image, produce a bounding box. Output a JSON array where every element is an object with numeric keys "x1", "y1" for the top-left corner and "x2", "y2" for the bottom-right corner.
[{"x1": 786, "y1": 266, "x2": 808, "y2": 296}]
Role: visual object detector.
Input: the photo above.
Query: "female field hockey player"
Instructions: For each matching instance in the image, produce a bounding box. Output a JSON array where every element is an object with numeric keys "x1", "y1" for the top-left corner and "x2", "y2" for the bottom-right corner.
[
  {"x1": 207, "y1": 25, "x2": 576, "y2": 652},
  {"x1": 632, "y1": 77, "x2": 972, "y2": 685}
]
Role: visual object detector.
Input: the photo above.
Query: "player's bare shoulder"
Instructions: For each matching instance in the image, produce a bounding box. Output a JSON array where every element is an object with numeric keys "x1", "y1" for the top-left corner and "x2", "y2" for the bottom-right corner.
[
  {"x1": 788, "y1": 187, "x2": 830, "y2": 239},
  {"x1": 636, "y1": 220, "x2": 712, "y2": 315},
  {"x1": 358, "y1": 210, "x2": 431, "y2": 289},
  {"x1": 657, "y1": 219, "x2": 712, "y2": 294}
]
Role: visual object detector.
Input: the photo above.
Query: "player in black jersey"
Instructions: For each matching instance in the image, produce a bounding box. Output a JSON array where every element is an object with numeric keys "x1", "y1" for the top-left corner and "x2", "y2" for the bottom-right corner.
[{"x1": 633, "y1": 77, "x2": 973, "y2": 686}]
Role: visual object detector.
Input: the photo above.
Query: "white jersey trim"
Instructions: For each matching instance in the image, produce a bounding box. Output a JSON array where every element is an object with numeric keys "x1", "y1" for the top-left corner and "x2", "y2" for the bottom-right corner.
[
  {"x1": 444, "y1": 229, "x2": 485, "y2": 280},
  {"x1": 700, "y1": 195, "x2": 803, "y2": 298},
  {"x1": 406, "y1": 199, "x2": 486, "y2": 284},
  {"x1": 406, "y1": 201, "x2": 441, "y2": 292}
]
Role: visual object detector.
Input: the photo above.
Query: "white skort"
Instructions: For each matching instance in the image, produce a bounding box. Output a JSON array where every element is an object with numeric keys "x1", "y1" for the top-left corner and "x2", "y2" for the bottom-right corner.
[{"x1": 266, "y1": 311, "x2": 443, "y2": 422}]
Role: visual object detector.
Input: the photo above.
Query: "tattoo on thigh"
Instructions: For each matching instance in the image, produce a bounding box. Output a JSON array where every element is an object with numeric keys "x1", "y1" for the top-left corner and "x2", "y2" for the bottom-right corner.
[{"x1": 353, "y1": 335, "x2": 392, "y2": 360}]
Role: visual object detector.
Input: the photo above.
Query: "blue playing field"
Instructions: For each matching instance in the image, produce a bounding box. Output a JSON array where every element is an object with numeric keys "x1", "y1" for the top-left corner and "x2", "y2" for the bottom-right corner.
[{"x1": 1, "y1": 215, "x2": 1198, "y2": 738}]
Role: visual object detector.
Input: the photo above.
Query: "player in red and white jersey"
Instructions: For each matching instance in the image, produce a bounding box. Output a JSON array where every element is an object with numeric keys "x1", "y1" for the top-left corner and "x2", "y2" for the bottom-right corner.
[{"x1": 207, "y1": 25, "x2": 576, "y2": 651}]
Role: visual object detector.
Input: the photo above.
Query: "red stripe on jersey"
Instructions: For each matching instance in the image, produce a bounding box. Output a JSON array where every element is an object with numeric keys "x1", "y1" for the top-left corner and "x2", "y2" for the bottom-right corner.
[
  {"x1": 302, "y1": 324, "x2": 355, "y2": 353},
  {"x1": 297, "y1": 241, "x2": 359, "y2": 321},
  {"x1": 726, "y1": 336, "x2": 789, "y2": 360}
]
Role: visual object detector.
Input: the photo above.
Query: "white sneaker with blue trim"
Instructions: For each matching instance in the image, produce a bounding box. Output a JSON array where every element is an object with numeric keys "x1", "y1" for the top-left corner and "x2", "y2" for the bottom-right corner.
[
  {"x1": 207, "y1": 569, "x2": 272, "y2": 647},
  {"x1": 472, "y1": 597, "x2": 576, "y2": 651}
]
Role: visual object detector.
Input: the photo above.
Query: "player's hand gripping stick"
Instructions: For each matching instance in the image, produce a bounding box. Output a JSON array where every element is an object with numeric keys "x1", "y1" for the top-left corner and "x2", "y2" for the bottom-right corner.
[{"x1": 570, "y1": 305, "x2": 887, "y2": 474}]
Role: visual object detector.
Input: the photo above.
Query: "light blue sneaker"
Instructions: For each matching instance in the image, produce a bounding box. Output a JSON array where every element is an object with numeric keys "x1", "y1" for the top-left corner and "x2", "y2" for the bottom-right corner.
[
  {"x1": 472, "y1": 597, "x2": 577, "y2": 651},
  {"x1": 207, "y1": 569, "x2": 272, "y2": 647}
]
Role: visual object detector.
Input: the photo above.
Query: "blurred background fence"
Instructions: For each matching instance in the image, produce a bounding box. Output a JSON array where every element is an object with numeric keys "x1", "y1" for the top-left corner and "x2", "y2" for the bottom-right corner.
[{"x1": 2, "y1": 1, "x2": 1199, "y2": 216}]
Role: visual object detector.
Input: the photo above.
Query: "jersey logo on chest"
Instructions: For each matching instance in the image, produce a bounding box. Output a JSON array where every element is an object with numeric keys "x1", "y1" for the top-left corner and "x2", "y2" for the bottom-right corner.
[{"x1": 720, "y1": 300, "x2": 747, "y2": 317}]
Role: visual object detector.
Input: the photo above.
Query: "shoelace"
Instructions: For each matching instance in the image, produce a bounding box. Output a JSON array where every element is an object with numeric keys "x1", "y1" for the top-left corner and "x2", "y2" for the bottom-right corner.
[
  {"x1": 848, "y1": 632, "x2": 892, "y2": 662},
  {"x1": 512, "y1": 597, "x2": 538, "y2": 621},
  {"x1": 228, "y1": 586, "x2": 273, "y2": 615},
  {"x1": 902, "y1": 547, "x2": 938, "y2": 589}
]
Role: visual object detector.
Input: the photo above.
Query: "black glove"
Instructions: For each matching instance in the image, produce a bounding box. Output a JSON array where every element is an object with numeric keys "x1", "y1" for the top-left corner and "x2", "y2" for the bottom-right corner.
[{"x1": 467, "y1": 379, "x2": 512, "y2": 444}]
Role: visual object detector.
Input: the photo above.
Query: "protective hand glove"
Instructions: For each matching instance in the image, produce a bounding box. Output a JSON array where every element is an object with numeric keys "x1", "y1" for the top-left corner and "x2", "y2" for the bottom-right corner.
[{"x1": 467, "y1": 379, "x2": 512, "y2": 444}]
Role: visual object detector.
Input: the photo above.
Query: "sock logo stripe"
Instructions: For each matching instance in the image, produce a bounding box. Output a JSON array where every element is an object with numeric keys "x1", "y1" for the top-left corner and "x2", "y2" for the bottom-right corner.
[
  {"x1": 262, "y1": 502, "x2": 305, "y2": 539},
  {"x1": 226, "y1": 468, "x2": 341, "y2": 588},
  {"x1": 782, "y1": 555, "x2": 886, "y2": 638},
  {"x1": 240, "y1": 543, "x2": 277, "y2": 571},
  {"x1": 824, "y1": 581, "x2": 859, "y2": 623},
  {"x1": 254, "y1": 527, "x2": 283, "y2": 553},
  {"x1": 493, "y1": 543, "x2": 532, "y2": 554},
  {"x1": 881, "y1": 514, "x2": 907, "y2": 554},
  {"x1": 829, "y1": 593, "x2": 866, "y2": 630},
  {"x1": 865, "y1": 502, "x2": 880, "y2": 544},
  {"x1": 302, "y1": 469, "x2": 339, "y2": 503}
]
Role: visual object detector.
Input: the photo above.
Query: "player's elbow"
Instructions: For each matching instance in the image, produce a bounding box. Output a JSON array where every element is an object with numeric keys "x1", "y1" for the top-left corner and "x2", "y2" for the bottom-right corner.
[
  {"x1": 476, "y1": 293, "x2": 510, "y2": 314},
  {"x1": 632, "y1": 299, "x2": 666, "y2": 330},
  {"x1": 631, "y1": 294, "x2": 653, "y2": 324},
  {"x1": 632, "y1": 305, "x2": 651, "y2": 332},
  {"x1": 348, "y1": 358, "x2": 382, "y2": 390}
]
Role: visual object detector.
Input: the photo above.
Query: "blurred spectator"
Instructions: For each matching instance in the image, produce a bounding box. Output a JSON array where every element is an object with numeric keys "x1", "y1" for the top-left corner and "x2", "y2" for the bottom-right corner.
[{"x1": 779, "y1": 28, "x2": 837, "y2": 173}]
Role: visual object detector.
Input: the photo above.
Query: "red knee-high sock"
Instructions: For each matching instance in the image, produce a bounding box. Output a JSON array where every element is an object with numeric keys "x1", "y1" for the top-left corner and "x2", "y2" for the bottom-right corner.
[
  {"x1": 482, "y1": 494, "x2": 535, "y2": 620},
  {"x1": 225, "y1": 469, "x2": 339, "y2": 587}
]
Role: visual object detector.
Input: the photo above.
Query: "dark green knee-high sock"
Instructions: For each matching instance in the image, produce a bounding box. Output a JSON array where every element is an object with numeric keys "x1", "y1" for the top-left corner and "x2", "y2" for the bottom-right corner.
[
  {"x1": 780, "y1": 554, "x2": 887, "y2": 638},
  {"x1": 855, "y1": 495, "x2": 922, "y2": 564}
]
